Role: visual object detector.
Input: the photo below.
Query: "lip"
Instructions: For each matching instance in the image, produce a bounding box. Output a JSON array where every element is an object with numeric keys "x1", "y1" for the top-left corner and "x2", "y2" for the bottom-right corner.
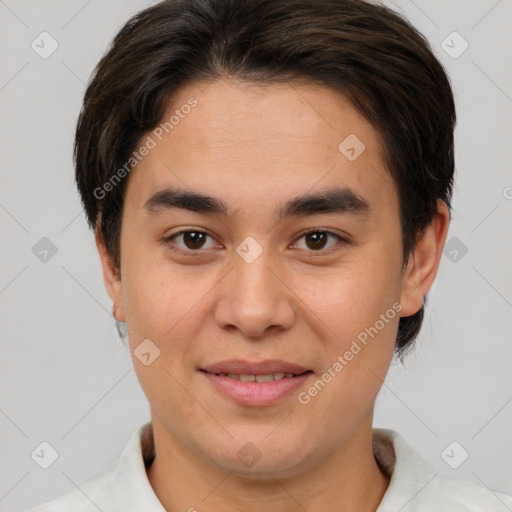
[
  {"x1": 200, "y1": 359, "x2": 313, "y2": 407},
  {"x1": 201, "y1": 359, "x2": 310, "y2": 375}
]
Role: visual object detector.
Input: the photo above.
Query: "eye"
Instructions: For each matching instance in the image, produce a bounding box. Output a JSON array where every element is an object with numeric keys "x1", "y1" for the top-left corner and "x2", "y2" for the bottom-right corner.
[
  {"x1": 165, "y1": 230, "x2": 220, "y2": 252},
  {"x1": 292, "y1": 230, "x2": 344, "y2": 252}
]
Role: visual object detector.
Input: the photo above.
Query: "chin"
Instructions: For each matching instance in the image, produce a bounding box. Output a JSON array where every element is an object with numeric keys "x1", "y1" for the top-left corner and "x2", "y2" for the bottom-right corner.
[{"x1": 207, "y1": 433, "x2": 315, "y2": 479}]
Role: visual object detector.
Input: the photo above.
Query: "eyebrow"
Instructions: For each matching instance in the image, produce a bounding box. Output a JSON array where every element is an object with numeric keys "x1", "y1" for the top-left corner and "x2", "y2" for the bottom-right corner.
[{"x1": 143, "y1": 186, "x2": 371, "y2": 219}]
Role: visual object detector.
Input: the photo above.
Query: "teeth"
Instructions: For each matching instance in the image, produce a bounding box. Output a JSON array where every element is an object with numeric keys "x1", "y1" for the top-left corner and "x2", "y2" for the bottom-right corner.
[
  {"x1": 255, "y1": 374, "x2": 273, "y2": 383},
  {"x1": 220, "y1": 372, "x2": 295, "y2": 381}
]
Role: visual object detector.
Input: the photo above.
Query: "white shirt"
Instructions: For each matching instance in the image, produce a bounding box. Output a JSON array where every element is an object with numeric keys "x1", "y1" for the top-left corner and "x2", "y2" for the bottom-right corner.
[{"x1": 26, "y1": 421, "x2": 512, "y2": 512}]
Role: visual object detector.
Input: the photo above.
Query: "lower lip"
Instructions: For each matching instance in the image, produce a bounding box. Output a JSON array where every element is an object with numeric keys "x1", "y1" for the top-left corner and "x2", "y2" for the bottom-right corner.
[{"x1": 201, "y1": 371, "x2": 312, "y2": 407}]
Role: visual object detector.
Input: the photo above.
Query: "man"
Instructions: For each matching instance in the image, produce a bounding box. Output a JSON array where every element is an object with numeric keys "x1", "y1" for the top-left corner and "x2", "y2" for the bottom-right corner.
[{"x1": 27, "y1": 0, "x2": 512, "y2": 510}]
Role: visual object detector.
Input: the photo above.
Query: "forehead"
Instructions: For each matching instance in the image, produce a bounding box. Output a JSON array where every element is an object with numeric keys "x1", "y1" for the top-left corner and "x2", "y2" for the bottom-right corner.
[{"x1": 125, "y1": 78, "x2": 397, "y2": 217}]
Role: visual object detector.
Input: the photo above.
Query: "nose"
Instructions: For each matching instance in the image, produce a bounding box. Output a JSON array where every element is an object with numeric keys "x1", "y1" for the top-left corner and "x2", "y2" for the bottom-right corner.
[{"x1": 214, "y1": 246, "x2": 296, "y2": 339}]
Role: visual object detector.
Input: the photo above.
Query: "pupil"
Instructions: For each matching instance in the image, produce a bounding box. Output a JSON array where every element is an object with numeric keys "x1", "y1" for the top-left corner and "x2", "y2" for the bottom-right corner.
[
  {"x1": 185, "y1": 232, "x2": 205, "y2": 249},
  {"x1": 306, "y1": 232, "x2": 327, "y2": 250}
]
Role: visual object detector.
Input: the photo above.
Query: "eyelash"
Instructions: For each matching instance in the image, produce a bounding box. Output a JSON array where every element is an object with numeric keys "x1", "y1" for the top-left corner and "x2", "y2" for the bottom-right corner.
[{"x1": 162, "y1": 228, "x2": 346, "y2": 257}]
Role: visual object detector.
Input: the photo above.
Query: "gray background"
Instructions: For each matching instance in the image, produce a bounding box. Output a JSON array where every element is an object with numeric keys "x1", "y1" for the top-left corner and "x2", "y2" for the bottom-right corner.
[{"x1": 1, "y1": 0, "x2": 511, "y2": 510}]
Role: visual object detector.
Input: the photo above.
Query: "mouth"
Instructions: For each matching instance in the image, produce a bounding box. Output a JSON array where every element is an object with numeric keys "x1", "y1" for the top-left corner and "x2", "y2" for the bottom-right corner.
[
  {"x1": 206, "y1": 371, "x2": 310, "y2": 382},
  {"x1": 201, "y1": 358, "x2": 311, "y2": 375},
  {"x1": 199, "y1": 359, "x2": 314, "y2": 406}
]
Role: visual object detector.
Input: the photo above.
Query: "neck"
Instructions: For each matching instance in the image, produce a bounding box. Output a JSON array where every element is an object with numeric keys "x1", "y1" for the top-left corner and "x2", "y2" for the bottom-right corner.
[{"x1": 146, "y1": 414, "x2": 390, "y2": 512}]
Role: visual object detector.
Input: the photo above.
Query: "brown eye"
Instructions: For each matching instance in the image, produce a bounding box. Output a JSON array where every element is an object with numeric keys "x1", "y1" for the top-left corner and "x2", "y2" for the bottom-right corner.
[
  {"x1": 166, "y1": 230, "x2": 219, "y2": 253},
  {"x1": 182, "y1": 231, "x2": 207, "y2": 249},
  {"x1": 304, "y1": 232, "x2": 328, "y2": 250},
  {"x1": 293, "y1": 230, "x2": 342, "y2": 252}
]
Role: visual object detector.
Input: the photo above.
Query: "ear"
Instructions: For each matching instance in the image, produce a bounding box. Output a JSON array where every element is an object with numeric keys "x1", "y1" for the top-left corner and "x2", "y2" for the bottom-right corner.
[
  {"x1": 399, "y1": 199, "x2": 450, "y2": 317},
  {"x1": 95, "y1": 221, "x2": 126, "y2": 322}
]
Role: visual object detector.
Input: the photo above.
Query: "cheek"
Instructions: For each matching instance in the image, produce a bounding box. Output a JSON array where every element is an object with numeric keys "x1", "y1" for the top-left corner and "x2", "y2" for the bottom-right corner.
[
  {"x1": 121, "y1": 239, "x2": 174, "y2": 321},
  {"x1": 296, "y1": 258, "x2": 401, "y2": 338},
  {"x1": 289, "y1": 246, "x2": 402, "y2": 388},
  {"x1": 298, "y1": 267, "x2": 399, "y2": 418},
  {"x1": 121, "y1": 252, "x2": 218, "y2": 356}
]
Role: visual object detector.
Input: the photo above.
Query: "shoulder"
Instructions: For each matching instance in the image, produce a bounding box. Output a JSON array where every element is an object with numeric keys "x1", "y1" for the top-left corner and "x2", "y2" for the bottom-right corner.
[
  {"x1": 26, "y1": 466, "x2": 113, "y2": 512},
  {"x1": 428, "y1": 471, "x2": 512, "y2": 511},
  {"x1": 24, "y1": 421, "x2": 159, "y2": 512},
  {"x1": 373, "y1": 428, "x2": 512, "y2": 512},
  {"x1": 24, "y1": 464, "x2": 118, "y2": 512}
]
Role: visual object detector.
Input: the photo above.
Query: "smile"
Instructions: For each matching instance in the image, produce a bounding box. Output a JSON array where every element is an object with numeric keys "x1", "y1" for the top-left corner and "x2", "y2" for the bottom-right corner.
[
  {"x1": 214, "y1": 372, "x2": 302, "y2": 382},
  {"x1": 200, "y1": 364, "x2": 313, "y2": 407}
]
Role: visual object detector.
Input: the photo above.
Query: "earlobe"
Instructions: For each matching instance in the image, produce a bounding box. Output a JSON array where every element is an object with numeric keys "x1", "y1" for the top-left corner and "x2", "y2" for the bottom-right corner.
[
  {"x1": 399, "y1": 199, "x2": 450, "y2": 317},
  {"x1": 95, "y1": 225, "x2": 126, "y2": 322}
]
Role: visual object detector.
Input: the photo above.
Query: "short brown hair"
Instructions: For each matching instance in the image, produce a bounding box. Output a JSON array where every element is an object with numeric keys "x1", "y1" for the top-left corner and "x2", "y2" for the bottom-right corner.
[{"x1": 74, "y1": 0, "x2": 456, "y2": 359}]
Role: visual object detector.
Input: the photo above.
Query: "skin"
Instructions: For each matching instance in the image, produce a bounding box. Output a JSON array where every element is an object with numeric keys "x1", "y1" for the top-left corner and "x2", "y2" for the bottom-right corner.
[{"x1": 96, "y1": 78, "x2": 449, "y2": 512}]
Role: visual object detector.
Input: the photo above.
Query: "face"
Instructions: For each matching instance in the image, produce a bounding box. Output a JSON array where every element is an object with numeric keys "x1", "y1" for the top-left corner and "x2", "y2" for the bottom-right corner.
[{"x1": 98, "y1": 78, "x2": 446, "y2": 478}]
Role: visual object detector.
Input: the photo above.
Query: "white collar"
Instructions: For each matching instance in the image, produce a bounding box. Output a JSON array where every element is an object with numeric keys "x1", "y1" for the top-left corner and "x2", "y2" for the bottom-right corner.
[{"x1": 29, "y1": 421, "x2": 512, "y2": 511}]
